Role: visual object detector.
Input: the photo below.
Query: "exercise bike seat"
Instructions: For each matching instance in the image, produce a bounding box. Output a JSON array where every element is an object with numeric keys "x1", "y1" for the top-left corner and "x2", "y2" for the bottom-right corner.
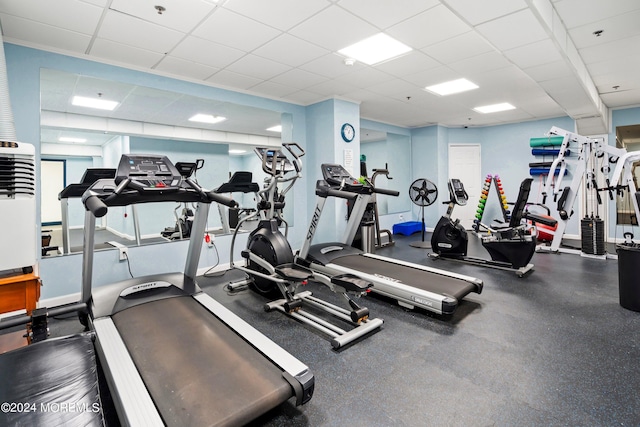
[
  {"x1": 275, "y1": 263, "x2": 314, "y2": 282},
  {"x1": 330, "y1": 273, "x2": 372, "y2": 293}
]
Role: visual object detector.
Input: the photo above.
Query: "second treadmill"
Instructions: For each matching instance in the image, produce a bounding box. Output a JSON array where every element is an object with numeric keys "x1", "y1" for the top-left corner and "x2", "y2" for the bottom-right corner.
[{"x1": 297, "y1": 164, "x2": 483, "y2": 315}]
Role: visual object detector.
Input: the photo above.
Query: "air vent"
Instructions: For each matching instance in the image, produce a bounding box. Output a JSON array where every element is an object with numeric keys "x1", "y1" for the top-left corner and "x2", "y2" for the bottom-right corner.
[{"x1": 0, "y1": 145, "x2": 35, "y2": 198}]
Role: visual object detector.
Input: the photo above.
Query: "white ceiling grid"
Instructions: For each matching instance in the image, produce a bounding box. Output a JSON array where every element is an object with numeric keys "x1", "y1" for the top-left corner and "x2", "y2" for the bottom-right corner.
[{"x1": 0, "y1": 0, "x2": 638, "y2": 135}]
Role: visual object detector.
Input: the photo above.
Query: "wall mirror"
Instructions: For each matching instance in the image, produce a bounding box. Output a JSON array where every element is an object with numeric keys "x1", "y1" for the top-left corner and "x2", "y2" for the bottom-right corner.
[
  {"x1": 360, "y1": 128, "x2": 411, "y2": 215},
  {"x1": 40, "y1": 68, "x2": 286, "y2": 255},
  {"x1": 615, "y1": 124, "x2": 640, "y2": 226}
]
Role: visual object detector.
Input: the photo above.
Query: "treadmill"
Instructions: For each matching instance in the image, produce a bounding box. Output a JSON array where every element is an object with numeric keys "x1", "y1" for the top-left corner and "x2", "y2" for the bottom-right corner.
[
  {"x1": 297, "y1": 164, "x2": 483, "y2": 315},
  {"x1": 58, "y1": 168, "x2": 116, "y2": 253},
  {"x1": 80, "y1": 154, "x2": 314, "y2": 426}
]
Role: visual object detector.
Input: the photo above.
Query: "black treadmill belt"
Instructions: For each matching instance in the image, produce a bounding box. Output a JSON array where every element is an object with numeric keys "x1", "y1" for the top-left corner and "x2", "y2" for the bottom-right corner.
[
  {"x1": 112, "y1": 296, "x2": 292, "y2": 427},
  {"x1": 333, "y1": 255, "x2": 478, "y2": 300}
]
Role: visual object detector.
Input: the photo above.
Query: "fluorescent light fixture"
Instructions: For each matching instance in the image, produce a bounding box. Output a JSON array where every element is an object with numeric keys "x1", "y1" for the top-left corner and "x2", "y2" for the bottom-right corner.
[
  {"x1": 188, "y1": 114, "x2": 227, "y2": 124},
  {"x1": 338, "y1": 33, "x2": 412, "y2": 65},
  {"x1": 425, "y1": 78, "x2": 479, "y2": 96},
  {"x1": 473, "y1": 102, "x2": 516, "y2": 114},
  {"x1": 266, "y1": 125, "x2": 282, "y2": 133},
  {"x1": 59, "y1": 137, "x2": 87, "y2": 143},
  {"x1": 229, "y1": 149, "x2": 246, "y2": 154},
  {"x1": 72, "y1": 95, "x2": 119, "y2": 111}
]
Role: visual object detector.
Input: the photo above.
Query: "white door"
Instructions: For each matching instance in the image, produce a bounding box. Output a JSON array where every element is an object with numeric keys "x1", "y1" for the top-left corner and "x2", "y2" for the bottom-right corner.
[
  {"x1": 448, "y1": 144, "x2": 481, "y2": 229},
  {"x1": 41, "y1": 159, "x2": 65, "y2": 224}
]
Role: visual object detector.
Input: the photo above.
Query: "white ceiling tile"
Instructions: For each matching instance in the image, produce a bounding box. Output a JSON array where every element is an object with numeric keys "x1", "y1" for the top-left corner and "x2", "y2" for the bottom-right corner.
[
  {"x1": 590, "y1": 54, "x2": 640, "y2": 82},
  {"x1": 517, "y1": 95, "x2": 567, "y2": 118},
  {"x1": 503, "y1": 39, "x2": 563, "y2": 69},
  {"x1": 193, "y1": 8, "x2": 281, "y2": 52},
  {"x1": 402, "y1": 66, "x2": 461, "y2": 87},
  {"x1": 207, "y1": 70, "x2": 263, "y2": 90},
  {"x1": 0, "y1": 14, "x2": 91, "y2": 53},
  {"x1": 154, "y1": 56, "x2": 218, "y2": 80},
  {"x1": 568, "y1": 9, "x2": 640, "y2": 49},
  {"x1": 307, "y1": 79, "x2": 356, "y2": 97},
  {"x1": 248, "y1": 81, "x2": 299, "y2": 98},
  {"x1": 365, "y1": 78, "x2": 421, "y2": 101},
  {"x1": 0, "y1": 0, "x2": 102, "y2": 35},
  {"x1": 386, "y1": 5, "x2": 472, "y2": 49},
  {"x1": 225, "y1": 54, "x2": 291, "y2": 80},
  {"x1": 475, "y1": 9, "x2": 549, "y2": 51},
  {"x1": 421, "y1": 31, "x2": 494, "y2": 65},
  {"x1": 601, "y1": 88, "x2": 640, "y2": 108},
  {"x1": 80, "y1": 0, "x2": 108, "y2": 6},
  {"x1": 110, "y1": 0, "x2": 217, "y2": 33},
  {"x1": 270, "y1": 69, "x2": 328, "y2": 89},
  {"x1": 336, "y1": 67, "x2": 394, "y2": 89},
  {"x1": 299, "y1": 53, "x2": 366, "y2": 78},
  {"x1": 169, "y1": 36, "x2": 245, "y2": 69},
  {"x1": 90, "y1": 38, "x2": 165, "y2": 68},
  {"x1": 288, "y1": 5, "x2": 378, "y2": 51},
  {"x1": 283, "y1": 90, "x2": 324, "y2": 105},
  {"x1": 252, "y1": 34, "x2": 329, "y2": 68},
  {"x1": 98, "y1": 10, "x2": 184, "y2": 53},
  {"x1": 523, "y1": 60, "x2": 574, "y2": 82},
  {"x1": 553, "y1": 0, "x2": 640, "y2": 29},
  {"x1": 374, "y1": 51, "x2": 440, "y2": 77},
  {"x1": 448, "y1": 51, "x2": 512, "y2": 76},
  {"x1": 337, "y1": 0, "x2": 439, "y2": 29},
  {"x1": 580, "y1": 34, "x2": 640, "y2": 65},
  {"x1": 441, "y1": 0, "x2": 527, "y2": 26},
  {"x1": 224, "y1": 0, "x2": 328, "y2": 31}
]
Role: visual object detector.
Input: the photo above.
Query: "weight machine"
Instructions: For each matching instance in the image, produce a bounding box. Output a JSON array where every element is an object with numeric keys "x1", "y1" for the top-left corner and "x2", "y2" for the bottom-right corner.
[{"x1": 539, "y1": 126, "x2": 625, "y2": 256}]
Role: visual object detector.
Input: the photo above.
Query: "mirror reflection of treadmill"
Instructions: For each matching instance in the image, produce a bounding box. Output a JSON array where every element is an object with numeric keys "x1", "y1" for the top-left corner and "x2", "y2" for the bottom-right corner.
[{"x1": 57, "y1": 168, "x2": 166, "y2": 254}]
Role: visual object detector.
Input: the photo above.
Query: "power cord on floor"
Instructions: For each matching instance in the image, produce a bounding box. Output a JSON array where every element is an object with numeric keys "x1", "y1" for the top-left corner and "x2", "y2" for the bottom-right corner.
[{"x1": 203, "y1": 239, "x2": 224, "y2": 277}]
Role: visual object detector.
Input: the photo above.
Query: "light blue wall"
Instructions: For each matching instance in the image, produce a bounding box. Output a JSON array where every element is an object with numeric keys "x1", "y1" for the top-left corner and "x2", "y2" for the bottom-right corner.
[
  {"x1": 6, "y1": 41, "x2": 640, "y2": 301},
  {"x1": 409, "y1": 117, "x2": 578, "y2": 231},
  {"x1": 4, "y1": 42, "x2": 307, "y2": 300}
]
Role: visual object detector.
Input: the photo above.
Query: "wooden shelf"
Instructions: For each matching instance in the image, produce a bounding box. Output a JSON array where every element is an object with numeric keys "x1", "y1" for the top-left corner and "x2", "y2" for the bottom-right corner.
[{"x1": 0, "y1": 273, "x2": 41, "y2": 315}]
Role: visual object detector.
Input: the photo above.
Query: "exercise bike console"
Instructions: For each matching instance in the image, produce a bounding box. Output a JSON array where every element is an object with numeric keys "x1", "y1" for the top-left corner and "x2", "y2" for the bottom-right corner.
[{"x1": 448, "y1": 179, "x2": 468, "y2": 206}]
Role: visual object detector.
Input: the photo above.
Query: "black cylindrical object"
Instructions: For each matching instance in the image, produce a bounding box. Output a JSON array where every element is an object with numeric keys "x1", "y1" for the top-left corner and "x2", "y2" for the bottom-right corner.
[
  {"x1": 616, "y1": 244, "x2": 640, "y2": 312},
  {"x1": 581, "y1": 217, "x2": 606, "y2": 255}
]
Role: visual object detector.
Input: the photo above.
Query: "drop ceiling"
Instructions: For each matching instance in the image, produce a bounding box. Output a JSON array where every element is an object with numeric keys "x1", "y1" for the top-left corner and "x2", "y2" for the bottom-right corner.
[{"x1": 1, "y1": 0, "x2": 640, "y2": 136}]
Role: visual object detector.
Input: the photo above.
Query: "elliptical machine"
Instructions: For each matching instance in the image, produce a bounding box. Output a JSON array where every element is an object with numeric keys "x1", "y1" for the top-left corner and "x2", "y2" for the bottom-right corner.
[
  {"x1": 430, "y1": 178, "x2": 556, "y2": 277},
  {"x1": 229, "y1": 143, "x2": 383, "y2": 349}
]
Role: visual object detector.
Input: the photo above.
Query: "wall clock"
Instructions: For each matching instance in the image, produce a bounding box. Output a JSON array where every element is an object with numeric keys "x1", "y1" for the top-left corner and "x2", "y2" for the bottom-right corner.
[{"x1": 341, "y1": 123, "x2": 355, "y2": 142}]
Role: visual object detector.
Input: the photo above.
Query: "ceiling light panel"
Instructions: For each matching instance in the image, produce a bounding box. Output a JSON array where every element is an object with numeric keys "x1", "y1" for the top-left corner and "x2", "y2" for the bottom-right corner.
[
  {"x1": 58, "y1": 137, "x2": 87, "y2": 143},
  {"x1": 189, "y1": 114, "x2": 227, "y2": 124},
  {"x1": 473, "y1": 102, "x2": 516, "y2": 113},
  {"x1": 338, "y1": 33, "x2": 412, "y2": 65},
  {"x1": 266, "y1": 125, "x2": 282, "y2": 132},
  {"x1": 425, "y1": 78, "x2": 479, "y2": 96},
  {"x1": 72, "y1": 96, "x2": 119, "y2": 111}
]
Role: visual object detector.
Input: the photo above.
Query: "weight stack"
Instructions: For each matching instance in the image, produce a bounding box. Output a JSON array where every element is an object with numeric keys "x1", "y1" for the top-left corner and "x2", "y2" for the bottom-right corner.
[{"x1": 581, "y1": 217, "x2": 606, "y2": 255}]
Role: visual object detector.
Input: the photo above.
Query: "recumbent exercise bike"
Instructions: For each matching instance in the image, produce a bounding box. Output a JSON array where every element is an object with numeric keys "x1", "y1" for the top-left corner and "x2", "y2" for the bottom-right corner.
[{"x1": 430, "y1": 178, "x2": 557, "y2": 277}]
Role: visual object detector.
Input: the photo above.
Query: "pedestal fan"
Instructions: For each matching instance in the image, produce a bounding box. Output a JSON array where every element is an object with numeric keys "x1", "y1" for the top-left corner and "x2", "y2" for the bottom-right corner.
[{"x1": 409, "y1": 178, "x2": 438, "y2": 248}]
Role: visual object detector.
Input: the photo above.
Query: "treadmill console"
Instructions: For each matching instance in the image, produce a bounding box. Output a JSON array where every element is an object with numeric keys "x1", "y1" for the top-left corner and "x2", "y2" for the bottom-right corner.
[
  {"x1": 321, "y1": 164, "x2": 364, "y2": 191},
  {"x1": 115, "y1": 154, "x2": 182, "y2": 190},
  {"x1": 254, "y1": 147, "x2": 294, "y2": 175},
  {"x1": 448, "y1": 179, "x2": 468, "y2": 206}
]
